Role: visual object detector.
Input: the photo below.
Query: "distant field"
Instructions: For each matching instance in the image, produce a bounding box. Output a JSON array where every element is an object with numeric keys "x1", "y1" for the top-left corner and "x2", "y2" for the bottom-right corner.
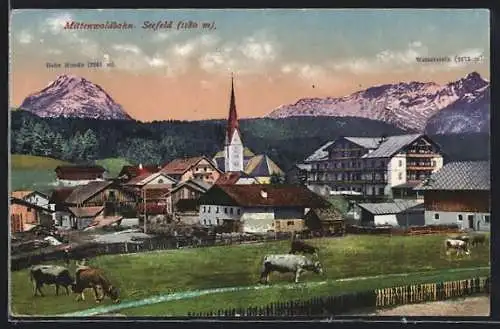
[
  {"x1": 10, "y1": 235, "x2": 490, "y2": 316},
  {"x1": 95, "y1": 157, "x2": 131, "y2": 178},
  {"x1": 10, "y1": 154, "x2": 71, "y2": 171}
]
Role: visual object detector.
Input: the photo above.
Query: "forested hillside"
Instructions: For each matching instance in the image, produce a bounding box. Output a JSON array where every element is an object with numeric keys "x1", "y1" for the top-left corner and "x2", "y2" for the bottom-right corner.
[{"x1": 10, "y1": 110, "x2": 489, "y2": 171}]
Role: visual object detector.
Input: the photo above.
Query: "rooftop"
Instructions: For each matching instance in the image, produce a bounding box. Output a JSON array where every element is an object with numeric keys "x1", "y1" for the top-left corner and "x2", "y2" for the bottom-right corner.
[{"x1": 417, "y1": 161, "x2": 490, "y2": 191}]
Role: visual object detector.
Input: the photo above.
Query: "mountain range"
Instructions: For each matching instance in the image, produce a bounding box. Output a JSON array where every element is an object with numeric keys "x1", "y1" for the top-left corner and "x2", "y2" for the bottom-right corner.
[
  {"x1": 17, "y1": 72, "x2": 490, "y2": 135},
  {"x1": 267, "y1": 72, "x2": 490, "y2": 134}
]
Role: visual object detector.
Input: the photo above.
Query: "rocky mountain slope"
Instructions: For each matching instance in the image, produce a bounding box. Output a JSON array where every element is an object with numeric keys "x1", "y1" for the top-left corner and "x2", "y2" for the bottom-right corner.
[
  {"x1": 267, "y1": 72, "x2": 489, "y2": 133},
  {"x1": 19, "y1": 75, "x2": 133, "y2": 120}
]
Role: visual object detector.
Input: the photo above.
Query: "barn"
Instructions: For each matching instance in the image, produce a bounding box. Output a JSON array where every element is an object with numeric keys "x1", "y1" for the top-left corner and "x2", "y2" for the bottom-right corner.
[
  {"x1": 416, "y1": 161, "x2": 490, "y2": 231},
  {"x1": 357, "y1": 199, "x2": 425, "y2": 227}
]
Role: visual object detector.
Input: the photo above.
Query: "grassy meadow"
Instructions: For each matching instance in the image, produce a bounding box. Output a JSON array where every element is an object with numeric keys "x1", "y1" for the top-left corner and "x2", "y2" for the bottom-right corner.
[{"x1": 10, "y1": 235, "x2": 490, "y2": 316}]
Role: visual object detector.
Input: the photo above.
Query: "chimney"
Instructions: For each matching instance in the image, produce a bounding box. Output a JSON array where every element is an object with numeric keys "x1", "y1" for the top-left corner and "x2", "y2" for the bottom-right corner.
[
  {"x1": 138, "y1": 163, "x2": 143, "y2": 170},
  {"x1": 378, "y1": 134, "x2": 388, "y2": 145},
  {"x1": 260, "y1": 189, "x2": 268, "y2": 199}
]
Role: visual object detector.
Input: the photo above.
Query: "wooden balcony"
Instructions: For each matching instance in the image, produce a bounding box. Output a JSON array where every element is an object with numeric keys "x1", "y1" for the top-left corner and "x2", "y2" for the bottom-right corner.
[
  {"x1": 406, "y1": 166, "x2": 435, "y2": 171},
  {"x1": 406, "y1": 153, "x2": 439, "y2": 158}
]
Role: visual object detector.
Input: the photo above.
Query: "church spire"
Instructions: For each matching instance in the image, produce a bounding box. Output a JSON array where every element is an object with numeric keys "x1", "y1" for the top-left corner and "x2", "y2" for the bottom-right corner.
[{"x1": 227, "y1": 72, "x2": 239, "y2": 142}]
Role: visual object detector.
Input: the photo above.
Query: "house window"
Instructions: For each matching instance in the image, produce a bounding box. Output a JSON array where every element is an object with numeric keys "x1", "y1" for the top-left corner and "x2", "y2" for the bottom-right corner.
[
  {"x1": 431, "y1": 160, "x2": 436, "y2": 167},
  {"x1": 203, "y1": 206, "x2": 206, "y2": 213},
  {"x1": 434, "y1": 213, "x2": 440, "y2": 220},
  {"x1": 457, "y1": 214, "x2": 463, "y2": 221},
  {"x1": 208, "y1": 207, "x2": 211, "y2": 213},
  {"x1": 398, "y1": 172, "x2": 403, "y2": 180},
  {"x1": 230, "y1": 208, "x2": 234, "y2": 214},
  {"x1": 27, "y1": 207, "x2": 32, "y2": 212},
  {"x1": 237, "y1": 209, "x2": 241, "y2": 215},
  {"x1": 378, "y1": 187, "x2": 384, "y2": 195},
  {"x1": 108, "y1": 190, "x2": 116, "y2": 200},
  {"x1": 371, "y1": 187, "x2": 376, "y2": 195},
  {"x1": 216, "y1": 207, "x2": 219, "y2": 213},
  {"x1": 287, "y1": 221, "x2": 294, "y2": 226},
  {"x1": 203, "y1": 219, "x2": 207, "y2": 225},
  {"x1": 224, "y1": 208, "x2": 228, "y2": 214},
  {"x1": 158, "y1": 179, "x2": 164, "y2": 184},
  {"x1": 216, "y1": 218, "x2": 220, "y2": 225},
  {"x1": 398, "y1": 160, "x2": 402, "y2": 167},
  {"x1": 484, "y1": 215, "x2": 490, "y2": 224}
]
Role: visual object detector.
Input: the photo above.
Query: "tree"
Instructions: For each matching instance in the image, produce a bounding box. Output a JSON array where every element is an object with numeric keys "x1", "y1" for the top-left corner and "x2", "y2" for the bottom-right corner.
[
  {"x1": 52, "y1": 133, "x2": 65, "y2": 159},
  {"x1": 81, "y1": 129, "x2": 99, "y2": 161}
]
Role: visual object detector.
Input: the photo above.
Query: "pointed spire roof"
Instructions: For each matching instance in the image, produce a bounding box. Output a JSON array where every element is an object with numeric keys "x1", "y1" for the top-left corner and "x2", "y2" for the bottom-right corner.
[{"x1": 227, "y1": 73, "x2": 239, "y2": 141}]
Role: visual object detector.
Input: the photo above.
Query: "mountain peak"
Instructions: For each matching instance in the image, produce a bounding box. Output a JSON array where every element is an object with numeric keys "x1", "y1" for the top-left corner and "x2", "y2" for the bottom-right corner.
[{"x1": 20, "y1": 75, "x2": 133, "y2": 121}]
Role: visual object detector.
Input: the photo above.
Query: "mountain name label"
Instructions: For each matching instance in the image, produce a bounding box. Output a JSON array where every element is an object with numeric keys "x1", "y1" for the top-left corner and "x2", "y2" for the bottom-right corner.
[{"x1": 45, "y1": 61, "x2": 115, "y2": 69}]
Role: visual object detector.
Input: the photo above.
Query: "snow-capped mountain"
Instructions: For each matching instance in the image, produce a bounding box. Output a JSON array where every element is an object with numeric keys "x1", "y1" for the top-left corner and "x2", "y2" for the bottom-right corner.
[
  {"x1": 19, "y1": 75, "x2": 133, "y2": 120},
  {"x1": 267, "y1": 72, "x2": 489, "y2": 132},
  {"x1": 424, "y1": 85, "x2": 490, "y2": 135}
]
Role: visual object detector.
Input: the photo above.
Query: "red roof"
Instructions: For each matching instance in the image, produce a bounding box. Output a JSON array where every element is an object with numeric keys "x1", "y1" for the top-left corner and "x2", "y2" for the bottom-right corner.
[
  {"x1": 200, "y1": 184, "x2": 329, "y2": 208},
  {"x1": 215, "y1": 172, "x2": 252, "y2": 185},
  {"x1": 118, "y1": 165, "x2": 161, "y2": 180},
  {"x1": 49, "y1": 187, "x2": 76, "y2": 204},
  {"x1": 55, "y1": 165, "x2": 105, "y2": 180},
  {"x1": 161, "y1": 156, "x2": 206, "y2": 175}
]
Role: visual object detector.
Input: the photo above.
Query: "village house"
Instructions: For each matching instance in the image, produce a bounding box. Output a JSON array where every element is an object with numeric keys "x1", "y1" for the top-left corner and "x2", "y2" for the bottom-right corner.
[
  {"x1": 303, "y1": 207, "x2": 345, "y2": 235},
  {"x1": 55, "y1": 165, "x2": 107, "y2": 186},
  {"x1": 416, "y1": 161, "x2": 490, "y2": 231},
  {"x1": 10, "y1": 197, "x2": 55, "y2": 233},
  {"x1": 211, "y1": 76, "x2": 285, "y2": 183},
  {"x1": 198, "y1": 184, "x2": 329, "y2": 233},
  {"x1": 286, "y1": 163, "x2": 311, "y2": 184},
  {"x1": 117, "y1": 163, "x2": 162, "y2": 182},
  {"x1": 215, "y1": 171, "x2": 259, "y2": 185},
  {"x1": 164, "y1": 179, "x2": 213, "y2": 224},
  {"x1": 56, "y1": 181, "x2": 137, "y2": 229},
  {"x1": 161, "y1": 156, "x2": 222, "y2": 184},
  {"x1": 303, "y1": 134, "x2": 444, "y2": 199},
  {"x1": 356, "y1": 199, "x2": 425, "y2": 227}
]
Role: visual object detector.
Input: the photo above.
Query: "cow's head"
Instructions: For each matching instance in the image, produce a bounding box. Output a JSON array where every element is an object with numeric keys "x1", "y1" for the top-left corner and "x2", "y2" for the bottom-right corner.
[
  {"x1": 106, "y1": 286, "x2": 120, "y2": 304},
  {"x1": 312, "y1": 261, "x2": 323, "y2": 275}
]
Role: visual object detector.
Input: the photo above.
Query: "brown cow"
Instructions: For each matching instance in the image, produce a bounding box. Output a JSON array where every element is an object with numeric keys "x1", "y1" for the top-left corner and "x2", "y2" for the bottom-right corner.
[{"x1": 71, "y1": 266, "x2": 120, "y2": 304}]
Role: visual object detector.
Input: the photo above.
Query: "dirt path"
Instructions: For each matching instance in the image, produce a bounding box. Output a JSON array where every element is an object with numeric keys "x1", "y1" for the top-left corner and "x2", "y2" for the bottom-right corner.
[{"x1": 366, "y1": 296, "x2": 490, "y2": 316}]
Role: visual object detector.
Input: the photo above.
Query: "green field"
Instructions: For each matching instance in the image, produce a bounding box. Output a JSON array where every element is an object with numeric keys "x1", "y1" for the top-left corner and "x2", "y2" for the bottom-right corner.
[
  {"x1": 10, "y1": 154, "x2": 71, "y2": 171},
  {"x1": 10, "y1": 235, "x2": 490, "y2": 316},
  {"x1": 95, "y1": 157, "x2": 131, "y2": 178}
]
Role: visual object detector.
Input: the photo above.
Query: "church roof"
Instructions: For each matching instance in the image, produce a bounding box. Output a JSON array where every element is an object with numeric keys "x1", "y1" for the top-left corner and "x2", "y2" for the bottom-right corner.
[
  {"x1": 226, "y1": 75, "x2": 239, "y2": 142},
  {"x1": 244, "y1": 155, "x2": 284, "y2": 177}
]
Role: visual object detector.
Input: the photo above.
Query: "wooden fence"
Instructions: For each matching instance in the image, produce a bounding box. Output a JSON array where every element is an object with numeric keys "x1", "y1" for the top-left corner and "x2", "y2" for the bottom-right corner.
[
  {"x1": 346, "y1": 224, "x2": 461, "y2": 236},
  {"x1": 187, "y1": 276, "x2": 489, "y2": 318}
]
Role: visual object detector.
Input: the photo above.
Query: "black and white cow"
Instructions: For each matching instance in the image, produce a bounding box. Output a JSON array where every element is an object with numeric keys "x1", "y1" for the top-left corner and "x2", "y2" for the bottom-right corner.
[
  {"x1": 259, "y1": 254, "x2": 323, "y2": 284},
  {"x1": 444, "y1": 238, "x2": 471, "y2": 257},
  {"x1": 29, "y1": 265, "x2": 74, "y2": 297}
]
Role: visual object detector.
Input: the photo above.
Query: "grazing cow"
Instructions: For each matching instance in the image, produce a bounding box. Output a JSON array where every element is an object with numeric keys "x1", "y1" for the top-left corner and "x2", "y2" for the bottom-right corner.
[
  {"x1": 259, "y1": 254, "x2": 323, "y2": 284},
  {"x1": 72, "y1": 267, "x2": 120, "y2": 304},
  {"x1": 444, "y1": 238, "x2": 470, "y2": 257},
  {"x1": 29, "y1": 265, "x2": 74, "y2": 297},
  {"x1": 289, "y1": 240, "x2": 318, "y2": 256},
  {"x1": 469, "y1": 233, "x2": 487, "y2": 247}
]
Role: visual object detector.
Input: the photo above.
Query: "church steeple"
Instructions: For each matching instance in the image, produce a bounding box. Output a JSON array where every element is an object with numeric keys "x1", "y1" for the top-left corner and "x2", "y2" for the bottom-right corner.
[
  {"x1": 224, "y1": 73, "x2": 244, "y2": 173},
  {"x1": 226, "y1": 73, "x2": 239, "y2": 143}
]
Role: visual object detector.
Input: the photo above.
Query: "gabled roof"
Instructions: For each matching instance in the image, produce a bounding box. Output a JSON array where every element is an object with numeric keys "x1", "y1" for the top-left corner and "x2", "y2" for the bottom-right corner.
[
  {"x1": 65, "y1": 181, "x2": 114, "y2": 204},
  {"x1": 200, "y1": 184, "x2": 329, "y2": 208},
  {"x1": 55, "y1": 165, "x2": 106, "y2": 179},
  {"x1": 125, "y1": 172, "x2": 177, "y2": 186},
  {"x1": 245, "y1": 155, "x2": 284, "y2": 177},
  {"x1": 417, "y1": 161, "x2": 490, "y2": 191},
  {"x1": 343, "y1": 137, "x2": 381, "y2": 149},
  {"x1": 161, "y1": 156, "x2": 218, "y2": 175},
  {"x1": 49, "y1": 187, "x2": 76, "y2": 204},
  {"x1": 68, "y1": 206, "x2": 105, "y2": 218},
  {"x1": 215, "y1": 171, "x2": 257, "y2": 185},
  {"x1": 304, "y1": 141, "x2": 334, "y2": 162},
  {"x1": 10, "y1": 197, "x2": 55, "y2": 213},
  {"x1": 166, "y1": 179, "x2": 213, "y2": 196},
  {"x1": 306, "y1": 207, "x2": 343, "y2": 221},
  {"x1": 11, "y1": 191, "x2": 34, "y2": 199},
  {"x1": 118, "y1": 165, "x2": 161, "y2": 179},
  {"x1": 361, "y1": 134, "x2": 423, "y2": 159},
  {"x1": 357, "y1": 199, "x2": 424, "y2": 215}
]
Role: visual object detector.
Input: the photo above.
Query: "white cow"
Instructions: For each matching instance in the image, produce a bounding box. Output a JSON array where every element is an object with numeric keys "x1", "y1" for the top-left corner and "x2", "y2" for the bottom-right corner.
[
  {"x1": 259, "y1": 254, "x2": 323, "y2": 284},
  {"x1": 444, "y1": 238, "x2": 471, "y2": 256}
]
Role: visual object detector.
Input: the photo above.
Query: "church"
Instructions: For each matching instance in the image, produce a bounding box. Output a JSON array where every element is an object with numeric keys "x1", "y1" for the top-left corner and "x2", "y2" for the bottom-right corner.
[{"x1": 213, "y1": 76, "x2": 284, "y2": 184}]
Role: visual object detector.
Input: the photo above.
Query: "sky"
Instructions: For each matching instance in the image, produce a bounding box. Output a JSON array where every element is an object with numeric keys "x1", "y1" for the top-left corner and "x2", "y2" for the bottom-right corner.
[{"x1": 10, "y1": 9, "x2": 490, "y2": 122}]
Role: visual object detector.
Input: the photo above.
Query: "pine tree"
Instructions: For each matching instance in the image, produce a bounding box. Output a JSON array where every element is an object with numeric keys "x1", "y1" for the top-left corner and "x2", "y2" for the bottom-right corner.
[
  {"x1": 81, "y1": 129, "x2": 99, "y2": 161},
  {"x1": 52, "y1": 133, "x2": 65, "y2": 159}
]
